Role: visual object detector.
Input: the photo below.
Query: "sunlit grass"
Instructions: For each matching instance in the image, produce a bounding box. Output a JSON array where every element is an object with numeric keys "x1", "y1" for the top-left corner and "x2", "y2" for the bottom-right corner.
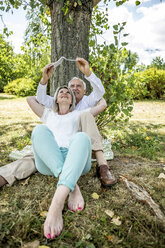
[{"x1": 108, "y1": 100, "x2": 165, "y2": 162}]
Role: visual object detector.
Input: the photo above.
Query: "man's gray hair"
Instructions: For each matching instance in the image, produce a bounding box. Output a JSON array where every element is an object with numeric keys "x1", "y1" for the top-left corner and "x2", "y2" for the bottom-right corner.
[
  {"x1": 68, "y1": 77, "x2": 86, "y2": 90},
  {"x1": 53, "y1": 85, "x2": 76, "y2": 112}
]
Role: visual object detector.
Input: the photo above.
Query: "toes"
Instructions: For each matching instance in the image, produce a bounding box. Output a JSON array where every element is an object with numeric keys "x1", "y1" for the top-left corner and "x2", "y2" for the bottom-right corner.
[
  {"x1": 68, "y1": 202, "x2": 76, "y2": 211},
  {"x1": 56, "y1": 228, "x2": 62, "y2": 237},
  {"x1": 44, "y1": 222, "x2": 56, "y2": 239},
  {"x1": 47, "y1": 233, "x2": 51, "y2": 239},
  {"x1": 50, "y1": 228, "x2": 56, "y2": 239},
  {"x1": 68, "y1": 202, "x2": 84, "y2": 212},
  {"x1": 51, "y1": 223, "x2": 63, "y2": 238},
  {"x1": 44, "y1": 223, "x2": 51, "y2": 239}
]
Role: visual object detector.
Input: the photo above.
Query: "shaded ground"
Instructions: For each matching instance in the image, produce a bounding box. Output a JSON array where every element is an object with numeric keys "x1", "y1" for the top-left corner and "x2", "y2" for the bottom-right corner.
[
  {"x1": 0, "y1": 95, "x2": 165, "y2": 248},
  {"x1": 0, "y1": 156, "x2": 165, "y2": 248}
]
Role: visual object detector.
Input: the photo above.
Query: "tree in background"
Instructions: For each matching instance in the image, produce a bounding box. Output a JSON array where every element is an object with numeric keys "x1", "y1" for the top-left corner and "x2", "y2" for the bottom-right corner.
[
  {"x1": 0, "y1": 34, "x2": 30, "y2": 91},
  {"x1": 121, "y1": 49, "x2": 139, "y2": 73},
  {"x1": 0, "y1": 34, "x2": 14, "y2": 92},
  {"x1": 22, "y1": 4, "x2": 51, "y2": 82},
  {"x1": 0, "y1": 33, "x2": 49, "y2": 93},
  {"x1": 149, "y1": 56, "x2": 165, "y2": 70}
]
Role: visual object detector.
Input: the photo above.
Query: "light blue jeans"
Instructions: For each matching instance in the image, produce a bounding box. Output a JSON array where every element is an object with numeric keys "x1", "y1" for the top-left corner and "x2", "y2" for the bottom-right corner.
[{"x1": 31, "y1": 125, "x2": 91, "y2": 192}]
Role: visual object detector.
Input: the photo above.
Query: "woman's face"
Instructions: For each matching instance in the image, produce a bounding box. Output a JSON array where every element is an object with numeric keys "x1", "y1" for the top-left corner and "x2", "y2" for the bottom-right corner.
[{"x1": 56, "y1": 88, "x2": 73, "y2": 106}]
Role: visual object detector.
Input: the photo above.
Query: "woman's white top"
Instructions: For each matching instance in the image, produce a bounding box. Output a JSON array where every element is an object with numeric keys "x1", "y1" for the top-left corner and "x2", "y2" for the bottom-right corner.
[{"x1": 40, "y1": 108, "x2": 89, "y2": 148}]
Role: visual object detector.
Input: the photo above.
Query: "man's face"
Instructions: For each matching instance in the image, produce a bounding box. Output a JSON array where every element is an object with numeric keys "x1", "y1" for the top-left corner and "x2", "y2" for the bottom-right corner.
[{"x1": 69, "y1": 79, "x2": 86, "y2": 103}]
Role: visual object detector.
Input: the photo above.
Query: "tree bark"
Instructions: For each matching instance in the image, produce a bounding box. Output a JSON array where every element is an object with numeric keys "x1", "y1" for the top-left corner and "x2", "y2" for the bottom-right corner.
[{"x1": 49, "y1": 0, "x2": 94, "y2": 96}]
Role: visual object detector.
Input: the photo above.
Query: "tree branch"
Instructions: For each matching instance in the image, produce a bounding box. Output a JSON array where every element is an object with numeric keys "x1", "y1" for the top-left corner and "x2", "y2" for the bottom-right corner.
[{"x1": 0, "y1": 15, "x2": 6, "y2": 28}]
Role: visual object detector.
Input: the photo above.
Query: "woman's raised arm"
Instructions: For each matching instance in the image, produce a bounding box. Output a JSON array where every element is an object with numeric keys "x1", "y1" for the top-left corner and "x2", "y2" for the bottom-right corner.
[{"x1": 26, "y1": 96, "x2": 44, "y2": 118}]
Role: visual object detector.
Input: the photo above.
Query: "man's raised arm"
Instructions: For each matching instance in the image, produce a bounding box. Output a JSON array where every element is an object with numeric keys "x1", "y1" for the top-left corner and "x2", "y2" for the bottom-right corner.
[
  {"x1": 76, "y1": 58, "x2": 105, "y2": 107},
  {"x1": 36, "y1": 63, "x2": 54, "y2": 108}
]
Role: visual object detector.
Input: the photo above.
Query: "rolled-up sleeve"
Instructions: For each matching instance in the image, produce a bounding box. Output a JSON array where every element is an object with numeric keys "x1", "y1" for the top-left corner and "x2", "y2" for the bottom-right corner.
[
  {"x1": 36, "y1": 83, "x2": 54, "y2": 109},
  {"x1": 84, "y1": 72, "x2": 105, "y2": 107}
]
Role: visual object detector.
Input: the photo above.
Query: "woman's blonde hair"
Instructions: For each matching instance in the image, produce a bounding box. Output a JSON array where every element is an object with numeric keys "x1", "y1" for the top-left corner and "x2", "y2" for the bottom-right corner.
[{"x1": 53, "y1": 85, "x2": 76, "y2": 112}]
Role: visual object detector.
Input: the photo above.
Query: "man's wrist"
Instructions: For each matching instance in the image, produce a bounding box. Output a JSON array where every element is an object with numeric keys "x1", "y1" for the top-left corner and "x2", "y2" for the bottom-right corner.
[
  {"x1": 40, "y1": 78, "x2": 48, "y2": 85},
  {"x1": 85, "y1": 70, "x2": 92, "y2": 77}
]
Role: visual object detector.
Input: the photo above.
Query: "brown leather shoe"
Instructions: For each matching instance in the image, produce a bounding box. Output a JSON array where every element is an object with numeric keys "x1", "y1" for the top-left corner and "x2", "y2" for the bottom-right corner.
[{"x1": 96, "y1": 164, "x2": 117, "y2": 187}]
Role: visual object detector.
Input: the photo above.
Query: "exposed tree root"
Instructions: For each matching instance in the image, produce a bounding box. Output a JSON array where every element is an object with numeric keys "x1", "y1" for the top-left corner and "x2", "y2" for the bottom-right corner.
[{"x1": 120, "y1": 175, "x2": 165, "y2": 224}]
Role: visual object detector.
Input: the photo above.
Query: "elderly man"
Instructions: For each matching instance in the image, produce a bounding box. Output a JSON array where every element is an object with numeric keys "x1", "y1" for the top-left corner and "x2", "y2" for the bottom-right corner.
[{"x1": 0, "y1": 57, "x2": 116, "y2": 187}]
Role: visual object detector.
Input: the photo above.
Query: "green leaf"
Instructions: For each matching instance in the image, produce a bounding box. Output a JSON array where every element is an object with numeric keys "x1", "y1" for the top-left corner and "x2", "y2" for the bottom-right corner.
[
  {"x1": 116, "y1": 1, "x2": 125, "y2": 7},
  {"x1": 110, "y1": 44, "x2": 115, "y2": 51},
  {"x1": 113, "y1": 25, "x2": 118, "y2": 31},
  {"x1": 78, "y1": 0, "x2": 82, "y2": 6},
  {"x1": 135, "y1": 1, "x2": 141, "y2": 6},
  {"x1": 0, "y1": 6, "x2": 5, "y2": 11},
  {"x1": 114, "y1": 36, "x2": 118, "y2": 46},
  {"x1": 89, "y1": 40, "x2": 96, "y2": 47},
  {"x1": 64, "y1": 7, "x2": 69, "y2": 15},
  {"x1": 121, "y1": 42, "x2": 128, "y2": 46}
]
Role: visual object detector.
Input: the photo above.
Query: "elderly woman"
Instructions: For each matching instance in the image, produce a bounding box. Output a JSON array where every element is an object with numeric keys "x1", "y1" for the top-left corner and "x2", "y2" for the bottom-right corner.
[{"x1": 27, "y1": 85, "x2": 102, "y2": 239}]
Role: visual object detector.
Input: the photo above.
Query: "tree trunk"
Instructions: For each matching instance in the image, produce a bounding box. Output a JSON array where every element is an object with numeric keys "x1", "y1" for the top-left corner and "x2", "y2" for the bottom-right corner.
[{"x1": 49, "y1": 0, "x2": 93, "y2": 96}]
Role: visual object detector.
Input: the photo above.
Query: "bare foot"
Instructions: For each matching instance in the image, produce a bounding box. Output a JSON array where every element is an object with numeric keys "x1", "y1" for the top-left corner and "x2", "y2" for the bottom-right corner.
[
  {"x1": 68, "y1": 184, "x2": 84, "y2": 212},
  {"x1": 44, "y1": 185, "x2": 70, "y2": 239},
  {"x1": 44, "y1": 202, "x2": 63, "y2": 239}
]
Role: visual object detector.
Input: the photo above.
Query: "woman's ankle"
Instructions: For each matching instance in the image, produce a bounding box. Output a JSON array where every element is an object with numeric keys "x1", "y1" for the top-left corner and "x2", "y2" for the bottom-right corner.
[{"x1": 50, "y1": 185, "x2": 70, "y2": 211}]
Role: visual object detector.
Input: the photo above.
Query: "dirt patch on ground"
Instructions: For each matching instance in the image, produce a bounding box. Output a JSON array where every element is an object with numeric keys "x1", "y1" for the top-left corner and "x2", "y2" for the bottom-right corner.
[{"x1": 110, "y1": 154, "x2": 165, "y2": 176}]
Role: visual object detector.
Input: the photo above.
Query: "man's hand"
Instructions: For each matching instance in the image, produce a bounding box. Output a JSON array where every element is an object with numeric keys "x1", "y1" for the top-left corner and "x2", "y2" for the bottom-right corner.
[
  {"x1": 76, "y1": 57, "x2": 91, "y2": 77},
  {"x1": 40, "y1": 63, "x2": 54, "y2": 85}
]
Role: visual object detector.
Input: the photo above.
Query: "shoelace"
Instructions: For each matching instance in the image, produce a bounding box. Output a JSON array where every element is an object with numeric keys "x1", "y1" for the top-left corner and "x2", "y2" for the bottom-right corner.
[{"x1": 53, "y1": 56, "x2": 76, "y2": 68}]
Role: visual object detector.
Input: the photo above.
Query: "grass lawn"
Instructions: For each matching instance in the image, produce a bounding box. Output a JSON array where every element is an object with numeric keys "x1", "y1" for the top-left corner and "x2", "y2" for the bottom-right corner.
[
  {"x1": 0, "y1": 94, "x2": 165, "y2": 248},
  {"x1": 108, "y1": 100, "x2": 165, "y2": 162}
]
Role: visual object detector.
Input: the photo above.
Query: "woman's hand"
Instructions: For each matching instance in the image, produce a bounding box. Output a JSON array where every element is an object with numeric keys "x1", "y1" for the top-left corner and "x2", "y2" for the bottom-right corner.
[
  {"x1": 76, "y1": 58, "x2": 91, "y2": 77},
  {"x1": 40, "y1": 63, "x2": 54, "y2": 85}
]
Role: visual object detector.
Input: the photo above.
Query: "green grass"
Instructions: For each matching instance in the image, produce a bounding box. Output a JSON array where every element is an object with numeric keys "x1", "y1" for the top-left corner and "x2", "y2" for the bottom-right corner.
[
  {"x1": 108, "y1": 100, "x2": 165, "y2": 162},
  {"x1": 0, "y1": 94, "x2": 165, "y2": 248}
]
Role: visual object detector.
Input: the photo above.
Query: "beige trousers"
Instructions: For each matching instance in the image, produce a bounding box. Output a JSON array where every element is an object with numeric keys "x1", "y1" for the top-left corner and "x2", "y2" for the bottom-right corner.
[{"x1": 0, "y1": 112, "x2": 103, "y2": 185}]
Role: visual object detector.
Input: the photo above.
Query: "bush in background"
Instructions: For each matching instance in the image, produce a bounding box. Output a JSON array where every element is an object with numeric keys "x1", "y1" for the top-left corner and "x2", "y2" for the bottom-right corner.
[
  {"x1": 4, "y1": 78, "x2": 37, "y2": 96},
  {"x1": 128, "y1": 68, "x2": 165, "y2": 100}
]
